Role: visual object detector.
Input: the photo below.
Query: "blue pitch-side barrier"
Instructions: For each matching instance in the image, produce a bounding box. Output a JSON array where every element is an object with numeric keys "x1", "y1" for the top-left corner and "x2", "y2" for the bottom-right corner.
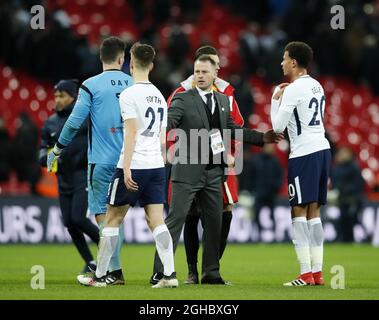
[{"x1": 0, "y1": 196, "x2": 378, "y2": 245}]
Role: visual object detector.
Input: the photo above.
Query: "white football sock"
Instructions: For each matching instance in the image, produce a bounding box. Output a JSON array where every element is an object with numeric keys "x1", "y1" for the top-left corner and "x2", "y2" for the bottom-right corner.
[
  {"x1": 96, "y1": 227, "x2": 119, "y2": 278},
  {"x1": 308, "y1": 217, "x2": 324, "y2": 273},
  {"x1": 153, "y1": 224, "x2": 175, "y2": 277},
  {"x1": 292, "y1": 217, "x2": 312, "y2": 275}
]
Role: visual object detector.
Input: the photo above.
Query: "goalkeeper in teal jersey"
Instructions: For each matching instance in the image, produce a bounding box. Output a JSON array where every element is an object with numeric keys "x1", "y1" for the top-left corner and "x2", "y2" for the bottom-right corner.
[{"x1": 47, "y1": 36, "x2": 133, "y2": 285}]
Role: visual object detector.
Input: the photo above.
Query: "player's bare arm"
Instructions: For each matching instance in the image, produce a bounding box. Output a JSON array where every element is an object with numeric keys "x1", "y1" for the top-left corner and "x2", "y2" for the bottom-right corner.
[{"x1": 123, "y1": 118, "x2": 139, "y2": 192}]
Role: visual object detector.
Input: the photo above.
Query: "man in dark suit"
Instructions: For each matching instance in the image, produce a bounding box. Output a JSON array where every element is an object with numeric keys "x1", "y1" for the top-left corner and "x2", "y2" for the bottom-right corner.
[{"x1": 151, "y1": 55, "x2": 282, "y2": 285}]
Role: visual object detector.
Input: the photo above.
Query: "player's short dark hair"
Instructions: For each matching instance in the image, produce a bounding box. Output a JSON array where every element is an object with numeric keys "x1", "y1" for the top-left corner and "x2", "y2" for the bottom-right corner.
[
  {"x1": 194, "y1": 46, "x2": 218, "y2": 61},
  {"x1": 100, "y1": 36, "x2": 125, "y2": 64},
  {"x1": 195, "y1": 54, "x2": 217, "y2": 67},
  {"x1": 285, "y1": 41, "x2": 313, "y2": 68},
  {"x1": 130, "y1": 42, "x2": 156, "y2": 69}
]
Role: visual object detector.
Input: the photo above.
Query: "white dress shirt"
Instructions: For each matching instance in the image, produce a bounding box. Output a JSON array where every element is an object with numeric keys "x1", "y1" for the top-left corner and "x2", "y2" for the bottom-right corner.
[{"x1": 196, "y1": 86, "x2": 215, "y2": 114}]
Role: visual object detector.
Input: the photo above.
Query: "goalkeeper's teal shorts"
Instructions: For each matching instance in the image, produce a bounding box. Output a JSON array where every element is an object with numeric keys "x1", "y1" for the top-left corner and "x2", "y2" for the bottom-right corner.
[{"x1": 87, "y1": 164, "x2": 116, "y2": 215}]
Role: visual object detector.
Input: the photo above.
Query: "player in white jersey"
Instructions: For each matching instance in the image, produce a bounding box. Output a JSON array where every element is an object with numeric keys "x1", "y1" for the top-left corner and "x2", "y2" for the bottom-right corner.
[
  {"x1": 270, "y1": 42, "x2": 331, "y2": 286},
  {"x1": 78, "y1": 43, "x2": 178, "y2": 288}
]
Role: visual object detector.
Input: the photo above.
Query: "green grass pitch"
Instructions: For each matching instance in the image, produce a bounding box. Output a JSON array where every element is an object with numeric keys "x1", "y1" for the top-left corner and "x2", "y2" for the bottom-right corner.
[{"x1": 0, "y1": 243, "x2": 378, "y2": 300}]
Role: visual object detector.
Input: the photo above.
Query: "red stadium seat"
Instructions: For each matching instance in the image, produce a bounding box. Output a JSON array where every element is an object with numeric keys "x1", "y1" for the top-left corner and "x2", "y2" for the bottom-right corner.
[{"x1": 1, "y1": 0, "x2": 379, "y2": 195}]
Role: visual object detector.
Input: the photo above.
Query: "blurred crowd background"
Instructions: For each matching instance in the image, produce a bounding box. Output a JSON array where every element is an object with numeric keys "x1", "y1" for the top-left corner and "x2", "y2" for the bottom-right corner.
[{"x1": 1, "y1": 0, "x2": 379, "y2": 242}]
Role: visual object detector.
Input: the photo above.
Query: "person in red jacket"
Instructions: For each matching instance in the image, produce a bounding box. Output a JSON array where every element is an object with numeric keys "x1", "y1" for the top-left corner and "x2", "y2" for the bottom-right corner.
[{"x1": 155, "y1": 45, "x2": 245, "y2": 285}]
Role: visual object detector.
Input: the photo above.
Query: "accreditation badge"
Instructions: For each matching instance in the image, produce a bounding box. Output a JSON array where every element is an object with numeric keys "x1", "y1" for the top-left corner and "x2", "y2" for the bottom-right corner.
[{"x1": 210, "y1": 129, "x2": 225, "y2": 155}]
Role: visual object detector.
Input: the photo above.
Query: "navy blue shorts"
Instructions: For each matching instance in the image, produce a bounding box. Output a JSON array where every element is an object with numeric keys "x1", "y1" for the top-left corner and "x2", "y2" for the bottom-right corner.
[
  {"x1": 287, "y1": 149, "x2": 331, "y2": 206},
  {"x1": 107, "y1": 167, "x2": 165, "y2": 207}
]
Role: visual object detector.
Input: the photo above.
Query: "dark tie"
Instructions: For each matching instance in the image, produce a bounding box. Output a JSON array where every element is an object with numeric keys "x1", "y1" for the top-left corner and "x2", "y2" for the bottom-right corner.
[{"x1": 205, "y1": 92, "x2": 213, "y2": 114}]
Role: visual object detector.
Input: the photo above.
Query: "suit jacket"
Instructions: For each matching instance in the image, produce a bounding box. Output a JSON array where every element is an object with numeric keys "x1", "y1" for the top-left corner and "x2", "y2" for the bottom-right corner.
[{"x1": 167, "y1": 88, "x2": 264, "y2": 184}]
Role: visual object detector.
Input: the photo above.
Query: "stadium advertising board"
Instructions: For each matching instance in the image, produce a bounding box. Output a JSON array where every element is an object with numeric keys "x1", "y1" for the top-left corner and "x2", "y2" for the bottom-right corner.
[{"x1": 0, "y1": 197, "x2": 378, "y2": 245}]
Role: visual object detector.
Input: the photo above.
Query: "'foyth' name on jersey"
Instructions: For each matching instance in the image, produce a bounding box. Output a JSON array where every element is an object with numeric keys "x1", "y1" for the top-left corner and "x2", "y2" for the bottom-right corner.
[{"x1": 146, "y1": 95, "x2": 162, "y2": 104}]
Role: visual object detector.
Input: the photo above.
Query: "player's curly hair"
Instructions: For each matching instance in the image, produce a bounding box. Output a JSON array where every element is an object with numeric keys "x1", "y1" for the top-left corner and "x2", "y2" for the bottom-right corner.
[{"x1": 285, "y1": 42, "x2": 313, "y2": 69}]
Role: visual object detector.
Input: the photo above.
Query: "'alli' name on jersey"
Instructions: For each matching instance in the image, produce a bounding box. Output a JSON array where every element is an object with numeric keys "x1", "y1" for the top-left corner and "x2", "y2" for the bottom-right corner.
[
  {"x1": 312, "y1": 86, "x2": 321, "y2": 94},
  {"x1": 146, "y1": 95, "x2": 162, "y2": 104}
]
